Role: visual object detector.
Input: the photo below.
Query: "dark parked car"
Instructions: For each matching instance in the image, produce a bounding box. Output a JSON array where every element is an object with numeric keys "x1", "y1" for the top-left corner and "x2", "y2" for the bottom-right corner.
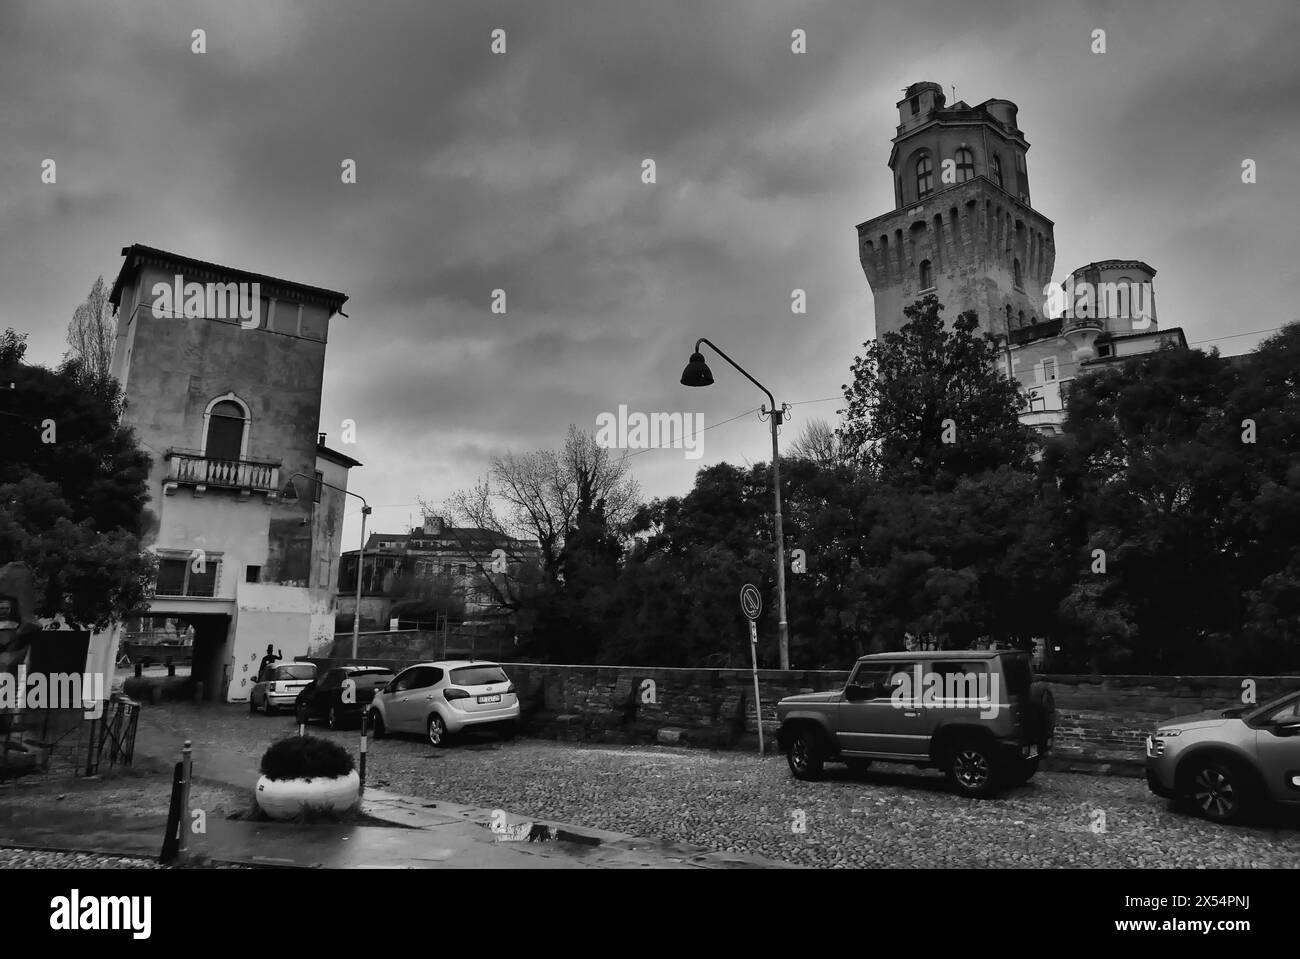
[{"x1": 294, "y1": 665, "x2": 395, "y2": 730}]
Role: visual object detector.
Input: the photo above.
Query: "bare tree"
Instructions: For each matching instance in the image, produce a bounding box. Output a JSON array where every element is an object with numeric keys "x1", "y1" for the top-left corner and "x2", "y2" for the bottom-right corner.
[
  {"x1": 789, "y1": 416, "x2": 846, "y2": 467},
  {"x1": 431, "y1": 425, "x2": 640, "y2": 612},
  {"x1": 65, "y1": 277, "x2": 117, "y2": 384}
]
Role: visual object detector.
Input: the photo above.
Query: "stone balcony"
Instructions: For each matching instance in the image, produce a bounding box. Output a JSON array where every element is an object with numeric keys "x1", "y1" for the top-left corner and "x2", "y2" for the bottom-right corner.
[{"x1": 163, "y1": 449, "x2": 281, "y2": 499}]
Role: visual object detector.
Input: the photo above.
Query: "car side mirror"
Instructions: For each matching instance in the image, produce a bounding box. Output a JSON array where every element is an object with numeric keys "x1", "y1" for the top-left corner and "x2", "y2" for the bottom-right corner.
[{"x1": 1275, "y1": 719, "x2": 1300, "y2": 735}]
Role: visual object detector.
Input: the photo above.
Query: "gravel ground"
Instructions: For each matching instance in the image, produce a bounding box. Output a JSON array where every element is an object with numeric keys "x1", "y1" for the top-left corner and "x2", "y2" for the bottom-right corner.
[
  {"x1": 0, "y1": 847, "x2": 166, "y2": 868},
  {"x1": 148, "y1": 703, "x2": 1300, "y2": 868}
]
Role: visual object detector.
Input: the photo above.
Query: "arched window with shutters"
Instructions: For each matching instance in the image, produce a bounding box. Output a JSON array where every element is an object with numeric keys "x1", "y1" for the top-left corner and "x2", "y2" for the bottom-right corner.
[
  {"x1": 955, "y1": 147, "x2": 974, "y2": 182},
  {"x1": 916, "y1": 154, "x2": 934, "y2": 198},
  {"x1": 919, "y1": 259, "x2": 933, "y2": 290},
  {"x1": 990, "y1": 154, "x2": 1004, "y2": 188},
  {"x1": 202, "y1": 394, "x2": 250, "y2": 462}
]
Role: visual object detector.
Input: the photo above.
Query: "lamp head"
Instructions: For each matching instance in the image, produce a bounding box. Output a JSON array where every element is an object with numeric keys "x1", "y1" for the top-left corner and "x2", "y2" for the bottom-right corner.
[{"x1": 680, "y1": 351, "x2": 714, "y2": 387}]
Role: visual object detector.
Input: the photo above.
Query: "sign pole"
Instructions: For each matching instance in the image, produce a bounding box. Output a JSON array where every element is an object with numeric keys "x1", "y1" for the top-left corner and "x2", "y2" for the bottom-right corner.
[
  {"x1": 748, "y1": 620, "x2": 764, "y2": 756},
  {"x1": 739, "y1": 584, "x2": 765, "y2": 757}
]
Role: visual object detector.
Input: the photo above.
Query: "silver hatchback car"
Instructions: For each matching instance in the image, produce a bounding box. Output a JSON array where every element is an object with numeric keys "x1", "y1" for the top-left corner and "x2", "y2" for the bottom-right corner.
[
  {"x1": 1145, "y1": 689, "x2": 1300, "y2": 823},
  {"x1": 367, "y1": 660, "x2": 520, "y2": 746}
]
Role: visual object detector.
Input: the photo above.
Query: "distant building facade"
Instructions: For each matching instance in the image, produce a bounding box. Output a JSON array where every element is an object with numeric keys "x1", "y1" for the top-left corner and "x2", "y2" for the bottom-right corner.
[
  {"x1": 85, "y1": 245, "x2": 360, "y2": 702},
  {"x1": 338, "y1": 513, "x2": 540, "y2": 626}
]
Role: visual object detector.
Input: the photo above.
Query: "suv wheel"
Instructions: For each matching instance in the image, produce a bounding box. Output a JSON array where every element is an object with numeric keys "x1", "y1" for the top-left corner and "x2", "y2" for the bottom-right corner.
[
  {"x1": 327, "y1": 705, "x2": 343, "y2": 731},
  {"x1": 947, "y1": 742, "x2": 999, "y2": 798},
  {"x1": 427, "y1": 714, "x2": 449, "y2": 747},
  {"x1": 368, "y1": 709, "x2": 385, "y2": 739},
  {"x1": 249, "y1": 694, "x2": 258, "y2": 714},
  {"x1": 1185, "y1": 758, "x2": 1253, "y2": 824},
  {"x1": 786, "y1": 727, "x2": 826, "y2": 781},
  {"x1": 263, "y1": 698, "x2": 277, "y2": 716}
]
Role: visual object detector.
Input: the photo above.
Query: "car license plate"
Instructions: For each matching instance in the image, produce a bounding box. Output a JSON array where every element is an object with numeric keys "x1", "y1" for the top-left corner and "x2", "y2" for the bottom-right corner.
[{"x1": 478, "y1": 694, "x2": 501, "y2": 704}]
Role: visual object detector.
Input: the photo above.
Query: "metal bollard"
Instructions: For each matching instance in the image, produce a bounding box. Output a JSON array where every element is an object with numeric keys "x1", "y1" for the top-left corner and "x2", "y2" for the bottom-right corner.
[
  {"x1": 176, "y1": 740, "x2": 193, "y2": 859},
  {"x1": 359, "y1": 709, "x2": 368, "y2": 795}
]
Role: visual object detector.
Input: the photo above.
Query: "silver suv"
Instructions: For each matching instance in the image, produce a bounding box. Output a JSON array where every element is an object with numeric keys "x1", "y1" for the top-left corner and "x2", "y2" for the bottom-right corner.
[
  {"x1": 367, "y1": 660, "x2": 519, "y2": 746},
  {"x1": 1145, "y1": 689, "x2": 1300, "y2": 823},
  {"x1": 776, "y1": 650, "x2": 1056, "y2": 798}
]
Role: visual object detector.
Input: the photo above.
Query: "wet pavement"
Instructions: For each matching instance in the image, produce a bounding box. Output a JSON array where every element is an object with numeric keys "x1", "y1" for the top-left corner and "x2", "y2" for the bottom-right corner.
[{"x1": 37, "y1": 705, "x2": 794, "y2": 869}]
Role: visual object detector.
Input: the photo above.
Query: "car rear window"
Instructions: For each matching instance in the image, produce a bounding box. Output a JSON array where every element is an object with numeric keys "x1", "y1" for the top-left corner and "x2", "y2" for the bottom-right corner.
[
  {"x1": 999, "y1": 656, "x2": 1031, "y2": 696},
  {"x1": 349, "y1": 671, "x2": 393, "y2": 689},
  {"x1": 274, "y1": 664, "x2": 316, "y2": 681},
  {"x1": 450, "y1": 665, "x2": 509, "y2": 687}
]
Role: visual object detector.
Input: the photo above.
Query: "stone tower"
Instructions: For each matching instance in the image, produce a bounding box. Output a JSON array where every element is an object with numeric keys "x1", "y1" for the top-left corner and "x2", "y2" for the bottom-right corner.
[{"x1": 856, "y1": 81, "x2": 1056, "y2": 340}]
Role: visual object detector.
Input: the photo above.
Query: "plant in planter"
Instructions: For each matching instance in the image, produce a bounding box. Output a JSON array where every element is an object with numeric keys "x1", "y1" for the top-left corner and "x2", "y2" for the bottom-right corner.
[{"x1": 255, "y1": 734, "x2": 359, "y2": 821}]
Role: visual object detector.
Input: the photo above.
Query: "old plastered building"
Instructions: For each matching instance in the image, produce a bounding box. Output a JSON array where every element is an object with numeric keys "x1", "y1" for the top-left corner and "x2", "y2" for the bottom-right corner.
[
  {"x1": 84, "y1": 245, "x2": 361, "y2": 702},
  {"x1": 857, "y1": 82, "x2": 1185, "y2": 434}
]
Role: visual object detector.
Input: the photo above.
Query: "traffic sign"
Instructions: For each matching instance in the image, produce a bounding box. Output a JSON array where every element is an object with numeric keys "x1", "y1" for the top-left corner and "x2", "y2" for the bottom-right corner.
[{"x1": 739, "y1": 583, "x2": 762, "y2": 621}]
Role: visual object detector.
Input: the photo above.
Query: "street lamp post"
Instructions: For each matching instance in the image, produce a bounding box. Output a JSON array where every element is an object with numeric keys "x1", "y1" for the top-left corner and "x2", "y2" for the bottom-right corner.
[
  {"x1": 285, "y1": 472, "x2": 371, "y2": 660},
  {"x1": 681, "y1": 338, "x2": 791, "y2": 670}
]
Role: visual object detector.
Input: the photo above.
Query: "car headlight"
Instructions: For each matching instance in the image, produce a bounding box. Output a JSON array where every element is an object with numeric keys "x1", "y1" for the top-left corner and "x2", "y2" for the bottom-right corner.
[{"x1": 1153, "y1": 729, "x2": 1181, "y2": 737}]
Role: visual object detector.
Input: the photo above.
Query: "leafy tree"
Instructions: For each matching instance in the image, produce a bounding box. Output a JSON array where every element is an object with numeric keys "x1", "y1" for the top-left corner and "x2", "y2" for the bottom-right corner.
[
  {"x1": 1042, "y1": 328, "x2": 1300, "y2": 673},
  {"x1": 0, "y1": 331, "x2": 154, "y2": 628},
  {"x1": 839, "y1": 294, "x2": 1033, "y2": 486}
]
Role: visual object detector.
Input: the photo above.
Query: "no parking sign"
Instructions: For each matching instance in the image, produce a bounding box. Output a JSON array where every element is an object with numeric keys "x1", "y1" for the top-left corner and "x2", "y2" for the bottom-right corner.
[{"x1": 740, "y1": 584, "x2": 765, "y2": 755}]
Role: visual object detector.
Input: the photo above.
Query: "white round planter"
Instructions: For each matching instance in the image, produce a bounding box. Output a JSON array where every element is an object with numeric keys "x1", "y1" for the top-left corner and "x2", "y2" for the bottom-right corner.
[{"x1": 255, "y1": 769, "x2": 360, "y2": 820}]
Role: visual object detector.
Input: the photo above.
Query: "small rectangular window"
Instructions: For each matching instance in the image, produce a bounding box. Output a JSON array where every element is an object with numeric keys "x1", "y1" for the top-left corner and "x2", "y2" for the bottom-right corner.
[
  {"x1": 910, "y1": 97, "x2": 919, "y2": 116},
  {"x1": 1043, "y1": 358, "x2": 1058, "y2": 382},
  {"x1": 246, "y1": 565, "x2": 261, "y2": 584},
  {"x1": 313, "y1": 470, "x2": 323, "y2": 503}
]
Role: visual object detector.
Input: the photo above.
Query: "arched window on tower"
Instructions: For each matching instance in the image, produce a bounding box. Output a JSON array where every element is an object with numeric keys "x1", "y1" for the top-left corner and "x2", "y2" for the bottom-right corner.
[
  {"x1": 991, "y1": 155, "x2": 1004, "y2": 189},
  {"x1": 955, "y1": 147, "x2": 974, "y2": 182},
  {"x1": 916, "y1": 155, "x2": 934, "y2": 198},
  {"x1": 1005, "y1": 304, "x2": 1014, "y2": 329},
  {"x1": 919, "y1": 259, "x2": 933, "y2": 291},
  {"x1": 1013, "y1": 258, "x2": 1023, "y2": 289},
  {"x1": 1018, "y1": 310, "x2": 1025, "y2": 328},
  {"x1": 205, "y1": 399, "x2": 247, "y2": 461}
]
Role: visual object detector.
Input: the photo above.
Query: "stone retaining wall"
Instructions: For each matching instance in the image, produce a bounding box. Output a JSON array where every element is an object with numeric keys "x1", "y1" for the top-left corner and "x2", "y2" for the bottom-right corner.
[{"x1": 309, "y1": 656, "x2": 1300, "y2": 771}]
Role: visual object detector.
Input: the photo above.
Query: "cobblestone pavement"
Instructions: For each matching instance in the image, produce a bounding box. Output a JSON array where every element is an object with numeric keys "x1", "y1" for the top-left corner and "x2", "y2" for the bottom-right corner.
[
  {"x1": 0, "y1": 848, "x2": 167, "y2": 868},
  {"x1": 151, "y1": 704, "x2": 1300, "y2": 868}
]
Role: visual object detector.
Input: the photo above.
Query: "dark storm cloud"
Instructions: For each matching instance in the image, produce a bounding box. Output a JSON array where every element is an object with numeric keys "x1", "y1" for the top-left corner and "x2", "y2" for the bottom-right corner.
[{"x1": 4, "y1": 0, "x2": 1298, "y2": 542}]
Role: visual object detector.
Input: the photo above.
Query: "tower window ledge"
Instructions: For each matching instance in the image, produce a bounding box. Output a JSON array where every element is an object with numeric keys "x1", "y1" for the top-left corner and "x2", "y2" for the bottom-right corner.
[{"x1": 919, "y1": 286, "x2": 937, "y2": 294}]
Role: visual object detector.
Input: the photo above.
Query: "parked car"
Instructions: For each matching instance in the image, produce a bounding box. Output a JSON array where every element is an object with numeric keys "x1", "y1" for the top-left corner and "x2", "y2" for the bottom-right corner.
[
  {"x1": 249, "y1": 661, "x2": 318, "y2": 716},
  {"x1": 775, "y1": 650, "x2": 1056, "y2": 798},
  {"x1": 294, "y1": 665, "x2": 395, "y2": 730},
  {"x1": 367, "y1": 660, "x2": 519, "y2": 746},
  {"x1": 1145, "y1": 689, "x2": 1300, "y2": 824}
]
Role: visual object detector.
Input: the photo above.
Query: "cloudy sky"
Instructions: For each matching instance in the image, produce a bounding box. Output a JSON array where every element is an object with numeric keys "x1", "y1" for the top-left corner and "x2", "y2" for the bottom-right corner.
[{"x1": 4, "y1": 0, "x2": 1298, "y2": 547}]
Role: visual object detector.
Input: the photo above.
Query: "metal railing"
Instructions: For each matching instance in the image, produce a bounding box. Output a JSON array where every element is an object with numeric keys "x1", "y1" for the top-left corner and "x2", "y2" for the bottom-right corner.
[
  {"x1": 0, "y1": 695, "x2": 140, "y2": 780},
  {"x1": 165, "y1": 449, "x2": 281, "y2": 492}
]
